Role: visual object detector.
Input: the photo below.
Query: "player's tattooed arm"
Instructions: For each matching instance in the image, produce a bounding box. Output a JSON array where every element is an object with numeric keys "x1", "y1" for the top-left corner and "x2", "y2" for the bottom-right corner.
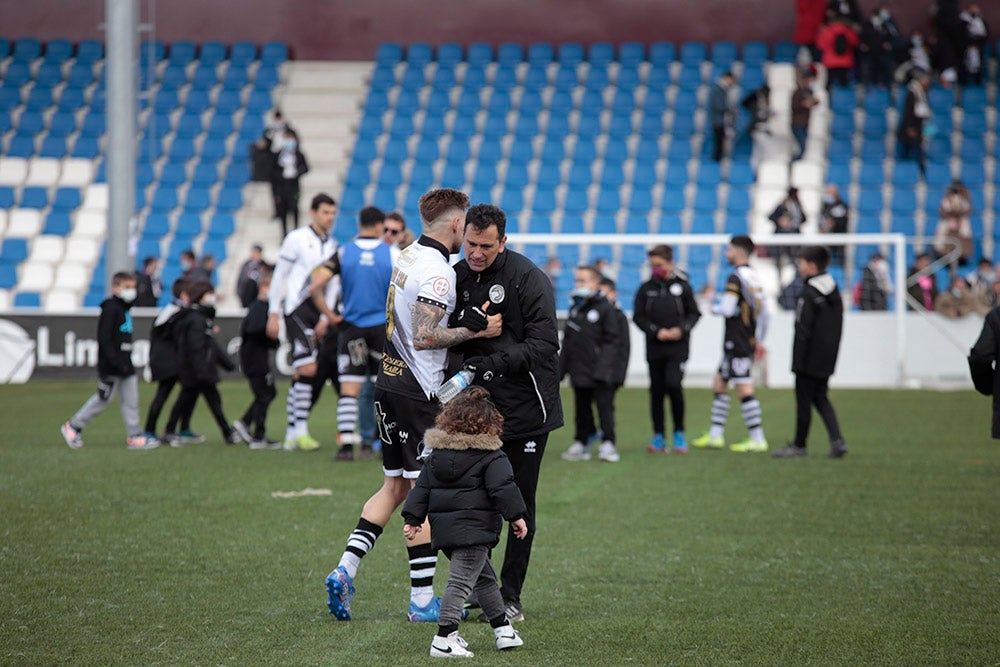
[{"x1": 411, "y1": 301, "x2": 475, "y2": 350}]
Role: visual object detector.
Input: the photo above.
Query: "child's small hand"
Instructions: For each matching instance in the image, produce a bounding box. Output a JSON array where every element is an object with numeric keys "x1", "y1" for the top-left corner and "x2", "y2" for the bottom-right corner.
[
  {"x1": 511, "y1": 518, "x2": 527, "y2": 540},
  {"x1": 403, "y1": 524, "x2": 421, "y2": 541}
]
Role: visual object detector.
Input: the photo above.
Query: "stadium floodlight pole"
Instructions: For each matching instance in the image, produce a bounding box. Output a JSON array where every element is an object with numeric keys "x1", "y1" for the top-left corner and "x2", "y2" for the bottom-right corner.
[
  {"x1": 507, "y1": 232, "x2": 909, "y2": 384},
  {"x1": 105, "y1": 0, "x2": 138, "y2": 288}
]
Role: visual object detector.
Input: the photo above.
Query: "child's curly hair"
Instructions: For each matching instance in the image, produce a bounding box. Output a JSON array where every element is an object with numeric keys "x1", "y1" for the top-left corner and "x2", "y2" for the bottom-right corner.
[{"x1": 435, "y1": 385, "x2": 504, "y2": 437}]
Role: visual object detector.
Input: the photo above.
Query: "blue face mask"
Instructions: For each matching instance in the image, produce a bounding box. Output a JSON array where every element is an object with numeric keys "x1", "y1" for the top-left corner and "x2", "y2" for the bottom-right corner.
[
  {"x1": 570, "y1": 286, "x2": 594, "y2": 302},
  {"x1": 285, "y1": 140, "x2": 297, "y2": 151}
]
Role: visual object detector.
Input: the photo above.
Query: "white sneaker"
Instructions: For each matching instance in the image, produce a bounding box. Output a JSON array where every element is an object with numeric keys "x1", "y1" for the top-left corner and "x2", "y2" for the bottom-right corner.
[
  {"x1": 561, "y1": 441, "x2": 591, "y2": 461},
  {"x1": 494, "y1": 624, "x2": 523, "y2": 650},
  {"x1": 430, "y1": 631, "x2": 474, "y2": 658},
  {"x1": 232, "y1": 419, "x2": 253, "y2": 443},
  {"x1": 597, "y1": 441, "x2": 620, "y2": 462}
]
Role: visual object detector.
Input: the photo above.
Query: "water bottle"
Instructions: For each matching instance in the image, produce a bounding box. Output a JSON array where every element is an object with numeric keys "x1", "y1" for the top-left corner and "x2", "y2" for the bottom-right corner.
[{"x1": 436, "y1": 369, "x2": 474, "y2": 404}]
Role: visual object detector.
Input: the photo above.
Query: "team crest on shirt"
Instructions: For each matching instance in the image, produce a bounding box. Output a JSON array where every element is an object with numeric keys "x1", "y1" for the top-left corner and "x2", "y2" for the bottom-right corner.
[
  {"x1": 586, "y1": 309, "x2": 600, "y2": 323},
  {"x1": 489, "y1": 284, "x2": 505, "y2": 304},
  {"x1": 432, "y1": 277, "x2": 450, "y2": 296},
  {"x1": 669, "y1": 283, "x2": 683, "y2": 296},
  {"x1": 397, "y1": 251, "x2": 416, "y2": 268}
]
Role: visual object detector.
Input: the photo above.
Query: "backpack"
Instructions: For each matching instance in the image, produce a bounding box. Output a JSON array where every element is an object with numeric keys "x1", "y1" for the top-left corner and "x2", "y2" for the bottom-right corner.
[{"x1": 834, "y1": 33, "x2": 849, "y2": 55}]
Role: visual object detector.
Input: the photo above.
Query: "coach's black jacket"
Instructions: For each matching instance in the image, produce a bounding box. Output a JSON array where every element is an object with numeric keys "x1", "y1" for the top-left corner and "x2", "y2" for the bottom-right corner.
[
  {"x1": 792, "y1": 272, "x2": 843, "y2": 379},
  {"x1": 176, "y1": 304, "x2": 235, "y2": 387},
  {"x1": 632, "y1": 273, "x2": 701, "y2": 361},
  {"x1": 451, "y1": 250, "x2": 563, "y2": 440},
  {"x1": 96, "y1": 295, "x2": 135, "y2": 378},
  {"x1": 969, "y1": 306, "x2": 1000, "y2": 438},
  {"x1": 559, "y1": 291, "x2": 620, "y2": 388},
  {"x1": 402, "y1": 429, "x2": 526, "y2": 552}
]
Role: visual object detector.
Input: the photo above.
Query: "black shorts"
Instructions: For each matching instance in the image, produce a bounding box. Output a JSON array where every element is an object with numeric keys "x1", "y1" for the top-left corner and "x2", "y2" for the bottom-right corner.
[
  {"x1": 719, "y1": 352, "x2": 753, "y2": 384},
  {"x1": 285, "y1": 303, "x2": 320, "y2": 369},
  {"x1": 374, "y1": 388, "x2": 439, "y2": 479},
  {"x1": 337, "y1": 323, "x2": 384, "y2": 382}
]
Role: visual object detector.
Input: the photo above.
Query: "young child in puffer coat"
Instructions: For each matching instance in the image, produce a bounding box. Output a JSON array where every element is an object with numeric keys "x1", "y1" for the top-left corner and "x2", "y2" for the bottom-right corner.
[{"x1": 401, "y1": 385, "x2": 527, "y2": 659}]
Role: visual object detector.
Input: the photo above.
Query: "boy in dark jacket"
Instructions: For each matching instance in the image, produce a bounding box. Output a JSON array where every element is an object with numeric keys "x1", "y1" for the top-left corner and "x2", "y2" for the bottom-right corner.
[
  {"x1": 143, "y1": 279, "x2": 190, "y2": 440},
  {"x1": 402, "y1": 386, "x2": 527, "y2": 658},
  {"x1": 172, "y1": 282, "x2": 241, "y2": 444},
  {"x1": 632, "y1": 245, "x2": 701, "y2": 453},
  {"x1": 560, "y1": 265, "x2": 623, "y2": 463},
  {"x1": 774, "y1": 246, "x2": 848, "y2": 459},
  {"x1": 599, "y1": 276, "x2": 631, "y2": 418},
  {"x1": 234, "y1": 267, "x2": 281, "y2": 448},
  {"x1": 969, "y1": 305, "x2": 1000, "y2": 439},
  {"x1": 61, "y1": 272, "x2": 158, "y2": 450}
]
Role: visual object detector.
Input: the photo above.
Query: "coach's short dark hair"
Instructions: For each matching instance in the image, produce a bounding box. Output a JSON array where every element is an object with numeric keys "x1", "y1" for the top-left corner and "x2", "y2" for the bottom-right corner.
[
  {"x1": 310, "y1": 193, "x2": 337, "y2": 210},
  {"x1": 465, "y1": 203, "x2": 507, "y2": 238},
  {"x1": 730, "y1": 235, "x2": 755, "y2": 255},
  {"x1": 359, "y1": 206, "x2": 385, "y2": 228},
  {"x1": 800, "y1": 246, "x2": 830, "y2": 271},
  {"x1": 418, "y1": 188, "x2": 469, "y2": 227},
  {"x1": 648, "y1": 244, "x2": 673, "y2": 262},
  {"x1": 385, "y1": 211, "x2": 407, "y2": 229}
]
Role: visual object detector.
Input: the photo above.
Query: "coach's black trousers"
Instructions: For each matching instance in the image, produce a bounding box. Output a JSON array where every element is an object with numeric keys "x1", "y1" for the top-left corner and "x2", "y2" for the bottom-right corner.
[
  {"x1": 648, "y1": 356, "x2": 686, "y2": 435},
  {"x1": 794, "y1": 373, "x2": 843, "y2": 446},
  {"x1": 499, "y1": 433, "x2": 548, "y2": 605}
]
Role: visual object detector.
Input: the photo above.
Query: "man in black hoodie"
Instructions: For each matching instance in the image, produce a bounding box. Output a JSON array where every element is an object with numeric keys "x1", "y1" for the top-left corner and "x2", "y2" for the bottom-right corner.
[
  {"x1": 61, "y1": 272, "x2": 158, "y2": 449},
  {"x1": 450, "y1": 203, "x2": 562, "y2": 623},
  {"x1": 774, "y1": 246, "x2": 848, "y2": 459}
]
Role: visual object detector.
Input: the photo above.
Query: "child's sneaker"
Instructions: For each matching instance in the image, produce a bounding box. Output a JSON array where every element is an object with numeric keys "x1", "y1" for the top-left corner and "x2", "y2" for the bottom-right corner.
[
  {"x1": 597, "y1": 440, "x2": 620, "y2": 462},
  {"x1": 494, "y1": 623, "x2": 523, "y2": 650},
  {"x1": 249, "y1": 438, "x2": 282, "y2": 450},
  {"x1": 325, "y1": 566, "x2": 355, "y2": 620},
  {"x1": 126, "y1": 434, "x2": 160, "y2": 450},
  {"x1": 408, "y1": 596, "x2": 443, "y2": 622},
  {"x1": 231, "y1": 419, "x2": 253, "y2": 443},
  {"x1": 430, "y1": 631, "x2": 474, "y2": 658},
  {"x1": 561, "y1": 441, "x2": 591, "y2": 461},
  {"x1": 672, "y1": 430, "x2": 688, "y2": 453},
  {"x1": 177, "y1": 430, "x2": 205, "y2": 444},
  {"x1": 647, "y1": 433, "x2": 667, "y2": 453},
  {"x1": 61, "y1": 422, "x2": 83, "y2": 449},
  {"x1": 225, "y1": 431, "x2": 243, "y2": 445}
]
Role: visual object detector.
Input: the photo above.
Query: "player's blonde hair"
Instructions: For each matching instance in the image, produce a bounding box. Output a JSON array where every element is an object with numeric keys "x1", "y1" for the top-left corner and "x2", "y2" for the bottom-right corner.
[{"x1": 418, "y1": 188, "x2": 469, "y2": 229}]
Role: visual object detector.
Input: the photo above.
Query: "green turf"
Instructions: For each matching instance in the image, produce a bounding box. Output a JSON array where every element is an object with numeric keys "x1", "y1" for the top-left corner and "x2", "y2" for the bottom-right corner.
[{"x1": 1, "y1": 381, "x2": 998, "y2": 665}]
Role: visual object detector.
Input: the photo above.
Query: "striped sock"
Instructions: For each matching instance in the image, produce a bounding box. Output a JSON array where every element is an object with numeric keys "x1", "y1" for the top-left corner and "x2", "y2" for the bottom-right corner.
[
  {"x1": 285, "y1": 382, "x2": 296, "y2": 442},
  {"x1": 338, "y1": 517, "x2": 383, "y2": 579},
  {"x1": 407, "y1": 543, "x2": 437, "y2": 607},
  {"x1": 741, "y1": 396, "x2": 765, "y2": 442},
  {"x1": 293, "y1": 381, "x2": 312, "y2": 437},
  {"x1": 336, "y1": 396, "x2": 359, "y2": 447},
  {"x1": 709, "y1": 392, "x2": 730, "y2": 440}
]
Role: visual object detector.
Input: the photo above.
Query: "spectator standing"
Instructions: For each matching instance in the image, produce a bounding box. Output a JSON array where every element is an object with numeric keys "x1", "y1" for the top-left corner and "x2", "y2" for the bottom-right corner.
[
  {"x1": 827, "y1": 0, "x2": 863, "y2": 26},
  {"x1": 794, "y1": 0, "x2": 829, "y2": 60},
  {"x1": 233, "y1": 268, "x2": 281, "y2": 448},
  {"x1": 817, "y1": 16, "x2": 860, "y2": 89},
  {"x1": 741, "y1": 84, "x2": 773, "y2": 170},
  {"x1": 237, "y1": 244, "x2": 267, "y2": 309},
  {"x1": 632, "y1": 245, "x2": 701, "y2": 454},
  {"x1": 60, "y1": 272, "x2": 158, "y2": 450},
  {"x1": 692, "y1": 236, "x2": 771, "y2": 453},
  {"x1": 272, "y1": 128, "x2": 309, "y2": 237},
  {"x1": 933, "y1": 181, "x2": 974, "y2": 266},
  {"x1": 135, "y1": 257, "x2": 161, "y2": 307},
  {"x1": 450, "y1": 204, "x2": 563, "y2": 622},
  {"x1": 560, "y1": 266, "x2": 624, "y2": 463},
  {"x1": 179, "y1": 249, "x2": 199, "y2": 280},
  {"x1": 859, "y1": 6, "x2": 898, "y2": 87},
  {"x1": 820, "y1": 184, "x2": 849, "y2": 266},
  {"x1": 263, "y1": 109, "x2": 287, "y2": 146},
  {"x1": 769, "y1": 187, "x2": 807, "y2": 273},
  {"x1": 790, "y1": 73, "x2": 818, "y2": 160},
  {"x1": 708, "y1": 71, "x2": 736, "y2": 162},
  {"x1": 773, "y1": 246, "x2": 847, "y2": 459},
  {"x1": 935, "y1": 276, "x2": 989, "y2": 318},
  {"x1": 967, "y1": 257, "x2": 996, "y2": 307},
  {"x1": 779, "y1": 274, "x2": 806, "y2": 310},
  {"x1": 898, "y1": 70, "x2": 931, "y2": 176},
  {"x1": 907, "y1": 252, "x2": 939, "y2": 311},
  {"x1": 250, "y1": 135, "x2": 274, "y2": 183},
  {"x1": 401, "y1": 386, "x2": 527, "y2": 659},
  {"x1": 858, "y1": 251, "x2": 891, "y2": 311},
  {"x1": 959, "y1": 4, "x2": 989, "y2": 85},
  {"x1": 968, "y1": 305, "x2": 1000, "y2": 438}
]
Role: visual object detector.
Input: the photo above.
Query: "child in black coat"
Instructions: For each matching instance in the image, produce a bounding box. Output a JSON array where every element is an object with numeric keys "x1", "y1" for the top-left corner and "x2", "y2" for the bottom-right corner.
[
  {"x1": 402, "y1": 386, "x2": 527, "y2": 658},
  {"x1": 173, "y1": 282, "x2": 240, "y2": 444},
  {"x1": 144, "y1": 278, "x2": 190, "y2": 439},
  {"x1": 233, "y1": 267, "x2": 280, "y2": 448}
]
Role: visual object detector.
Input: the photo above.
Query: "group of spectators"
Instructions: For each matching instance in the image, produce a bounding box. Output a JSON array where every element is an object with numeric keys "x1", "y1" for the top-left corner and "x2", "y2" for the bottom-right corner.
[{"x1": 251, "y1": 110, "x2": 310, "y2": 237}]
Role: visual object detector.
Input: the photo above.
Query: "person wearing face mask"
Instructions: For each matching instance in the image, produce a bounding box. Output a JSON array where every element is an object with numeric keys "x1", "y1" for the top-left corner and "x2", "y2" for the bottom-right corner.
[
  {"x1": 271, "y1": 128, "x2": 309, "y2": 237},
  {"x1": 934, "y1": 275, "x2": 988, "y2": 318},
  {"x1": 172, "y1": 282, "x2": 241, "y2": 444},
  {"x1": 820, "y1": 184, "x2": 849, "y2": 266},
  {"x1": 560, "y1": 265, "x2": 624, "y2": 463},
  {"x1": 859, "y1": 6, "x2": 899, "y2": 87},
  {"x1": 61, "y1": 272, "x2": 159, "y2": 450},
  {"x1": 856, "y1": 251, "x2": 891, "y2": 311},
  {"x1": 959, "y1": 4, "x2": 989, "y2": 86},
  {"x1": 632, "y1": 245, "x2": 701, "y2": 454}
]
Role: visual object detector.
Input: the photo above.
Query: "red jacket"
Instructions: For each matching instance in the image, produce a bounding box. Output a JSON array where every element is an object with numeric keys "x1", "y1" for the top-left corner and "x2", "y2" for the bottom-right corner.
[
  {"x1": 817, "y1": 22, "x2": 860, "y2": 69},
  {"x1": 794, "y1": 0, "x2": 827, "y2": 46}
]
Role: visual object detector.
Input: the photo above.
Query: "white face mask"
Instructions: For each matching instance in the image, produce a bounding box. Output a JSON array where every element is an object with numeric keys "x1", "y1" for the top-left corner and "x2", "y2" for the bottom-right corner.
[
  {"x1": 202, "y1": 294, "x2": 217, "y2": 306},
  {"x1": 119, "y1": 288, "x2": 137, "y2": 303}
]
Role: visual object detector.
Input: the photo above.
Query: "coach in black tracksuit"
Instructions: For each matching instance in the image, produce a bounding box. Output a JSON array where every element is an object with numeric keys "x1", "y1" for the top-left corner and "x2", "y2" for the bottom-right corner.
[
  {"x1": 450, "y1": 204, "x2": 563, "y2": 620},
  {"x1": 773, "y1": 246, "x2": 847, "y2": 459},
  {"x1": 632, "y1": 245, "x2": 701, "y2": 449}
]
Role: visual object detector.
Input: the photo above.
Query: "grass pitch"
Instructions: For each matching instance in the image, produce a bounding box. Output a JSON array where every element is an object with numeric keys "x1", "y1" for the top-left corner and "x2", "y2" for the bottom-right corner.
[{"x1": 1, "y1": 381, "x2": 998, "y2": 666}]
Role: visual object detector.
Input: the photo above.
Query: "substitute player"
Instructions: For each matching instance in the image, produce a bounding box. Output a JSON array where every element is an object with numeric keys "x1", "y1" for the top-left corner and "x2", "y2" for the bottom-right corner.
[
  {"x1": 692, "y1": 235, "x2": 771, "y2": 452},
  {"x1": 325, "y1": 188, "x2": 502, "y2": 622},
  {"x1": 266, "y1": 193, "x2": 338, "y2": 451}
]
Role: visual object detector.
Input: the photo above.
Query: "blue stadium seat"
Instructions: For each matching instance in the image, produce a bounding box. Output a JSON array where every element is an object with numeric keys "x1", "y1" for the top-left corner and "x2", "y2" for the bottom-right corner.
[
  {"x1": 742, "y1": 41, "x2": 768, "y2": 66},
  {"x1": 890, "y1": 217, "x2": 916, "y2": 236},
  {"x1": 711, "y1": 41, "x2": 737, "y2": 67},
  {"x1": 467, "y1": 43, "x2": 492, "y2": 66},
  {"x1": 632, "y1": 163, "x2": 657, "y2": 188},
  {"x1": 254, "y1": 66, "x2": 280, "y2": 91},
  {"x1": 0, "y1": 238, "x2": 29, "y2": 262},
  {"x1": 223, "y1": 162, "x2": 248, "y2": 187},
  {"x1": 72, "y1": 136, "x2": 100, "y2": 159},
  {"x1": 19, "y1": 186, "x2": 48, "y2": 209},
  {"x1": 246, "y1": 90, "x2": 272, "y2": 114},
  {"x1": 890, "y1": 191, "x2": 917, "y2": 215},
  {"x1": 52, "y1": 187, "x2": 81, "y2": 212},
  {"x1": 527, "y1": 43, "x2": 554, "y2": 66},
  {"x1": 858, "y1": 164, "x2": 884, "y2": 187},
  {"x1": 558, "y1": 42, "x2": 585, "y2": 66},
  {"x1": 7, "y1": 136, "x2": 35, "y2": 158},
  {"x1": 500, "y1": 188, "x2": 524, "y2": 214},
  {"x1": 230, "y1": 42, "x2": 257, "y2": 66},
  {"x1": 679, "y1": 41, "x2": 707, "y2": 66},
  {"x1": 207, "y1": 214, "x2": 235, "y2": 239},
  {"x1": 39, "y1": 136, "x2": 68, "y2": 158},
  {"x1": 725, "y1": 189, "x2": 751, "y2": 215},
  {"x1": 175, "y1": 213, "x2": 202, "y2": 238},
  {"x1": 532, "y1": 189, "x2": 557, "y2": 214},
  {"x1": 12, "y1": 38, "x2": 42, "y2": 62},
  {"x1": 76, "y1": 39, "x2": 103, "y2": 64},
  {"x1": 142, "y1": 214, "x2": 170, "y2": 239},
  {"x1": 772, "y1": 41, "x2": 798, "y2": 63},
  {"x1": 628, "y1": 189, "x2": 654, "y2": 214},
  {"x1": 960, "y1": 141, "x2": 986, "y2": 162},
  {"x1": 856, "y1": 190, "x2": 883, "y2": 216},
  {"x1": 378, "y1": 164, "x2": 403, "y2": 189},
  {"x1": 35, "y1": 62, "x2": 64, "y2": 88},
  {"x1": 151, "y1": 188, "x2": 178, "y2": 214},
  {"x1": 600, "y1": 164, "x2": 626, "y2": 188},
  {"x1": 13, "y1": 292, "x2": 41, "y2": 308},
  {"x1": 892, "y1": 162, "x2": 921, "y2": 188},
  {"x1": 182, "y1": 188, "x2": 211, "y2": 214},
  {"x1": 261, "y1": 42, "x2": 288, "y2": 66},
  {"x1": 504, "y1": 164, "x2": 529, "y2": 189},
  {"x1": 198, "y1": 41, "x2": 226, "y2": 66},
  {"x1": 924, "y1": 162, "x2": 953, "y2": 187},
  {"x1": 692, "y1": 189, "x2": 718, "y2": 213},
  {"x1": 43, "y1": 212, "x2": 73, "y2": 236},
  {"x1": 604, "y1": 139, "x2": 628, "y2": 163},
  {"x1": 200, "y1": 139, "x2": 228, "y2": 163},
  {"x1": 649, "y1": 42, "x2": 676, "y2": 67},
  {"x1": 24, "y1": 87, "x2": 54, "y2": 111}
]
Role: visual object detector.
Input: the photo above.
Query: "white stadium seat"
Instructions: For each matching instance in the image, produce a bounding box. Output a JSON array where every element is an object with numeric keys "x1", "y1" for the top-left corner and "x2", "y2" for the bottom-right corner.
[
  {"x1": 64, "y1": 237, "x2": 101, "y2": 264},
  {"x1": 0, "y1": 210, "x2": 7, "y2": 237},
  {"x1": 28, "y1": 235, "x2": 66, "y2": 264},
  {"x1": 756, "y1": 160, "x2": 789, "y2": 189},
  {"x1": 82, "y1": 183, "x2": 109, "y2": 210},
  {"x1": 0, "y1": 289, "x2": 10, "y2": 311},
  {"x1": 59, "y1": 158, "x2": 95, "y2": 187},
  {"x1": 25, "y1": 158, "x2": 62, "y2": 187},
  {"x1": 44, "y1": 290, "x2": 80, "y2": 313},
  {"x1": 6, "y1": 209, "x2": 43, "y2": 238},
  {"x1": 73, "y1": 210, "x2": 108, "y2": 239},
  {"x1": 17, "y1": 261, "x2": 55, "y2": 292},
  {"x1": 53, "y1": 263, "x2": 90, "y2": 291},
  {"x1": 0, "y1": 157, "x2": 28, "y2": 185},
  {"x1": 790, "y1": 161, "x2": 824, "y2": 190}
]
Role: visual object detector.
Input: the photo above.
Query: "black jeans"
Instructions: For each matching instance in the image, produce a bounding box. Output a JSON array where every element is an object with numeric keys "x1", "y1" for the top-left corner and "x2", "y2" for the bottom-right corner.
[
  {"x1": 573, "y1": 383, "x2": 616, "y2": 443},
  {"x1": 499, "y1": 433, "x2": 548, "y2": 605},
  {"x1": 145, "y1": 377, "x2": 177, "y2": 434},
  {"x1": 794, "y1": 374, "x2": 843, "y2": 446},
  {"x1": 648, "y1": 357, "x2": 686, "y2": 435},
  {"x1": 242, "y1": 373, "x2": 276, "y2": 439},
  {"x1": 712, "y1": 124, "x2": 726, "y2": 162},
  {"x1": 170, "y1": 383, "x2": 232, "y2": 438}
]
